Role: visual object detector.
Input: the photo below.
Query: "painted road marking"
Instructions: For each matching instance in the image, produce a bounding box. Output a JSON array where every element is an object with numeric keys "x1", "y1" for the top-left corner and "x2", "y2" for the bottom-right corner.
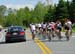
[
  {"x1": 34, "y1": 38, "x2": 53, "y2": 54},
  {"x1": 27, "y1": 32, "x2": 53, "y2": 54},
  {"x1": 34, "y1": 39, "x2": 47, "y2": 54}
]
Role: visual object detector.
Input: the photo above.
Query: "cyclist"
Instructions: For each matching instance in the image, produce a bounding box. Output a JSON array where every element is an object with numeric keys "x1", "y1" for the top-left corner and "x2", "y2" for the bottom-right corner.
[
  {"x1": 47, "y1": 21, "x2": 52, "y2": 41},
  {"x1": 35, "y1": 23, "x2": 38, "y2": 33},
  {"x1": 38, "y1": 23, "x2": 42, "y2": 34},
  {"x1": 55, "y1": 20, "x2": 62, "y2": 40},
  {"x1": 50, "y1": 22, "x2": 56, "y2": 38},
  {"x1": 42, "y1": 22, "x2": 47, "y2": 39},
  {"x1": 30, "y1": 23, "x2": 36, "y2": 40},
  {"x1": 64, "y1": 19, "x2": 72, "y2": 41},
  {"x1": 47, "y1": 21, "x2": 52, "y2": 32}
]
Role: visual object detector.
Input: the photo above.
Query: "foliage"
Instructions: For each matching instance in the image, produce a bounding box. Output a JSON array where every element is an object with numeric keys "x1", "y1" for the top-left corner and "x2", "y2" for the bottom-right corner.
[{"x1": 0, "y1": 0, "x2": 75, "y2": 27}]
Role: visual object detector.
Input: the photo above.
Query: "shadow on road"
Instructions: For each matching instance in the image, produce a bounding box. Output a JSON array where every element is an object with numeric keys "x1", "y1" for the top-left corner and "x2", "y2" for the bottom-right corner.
[
  {"x1": 40, "y1": 39, "x2": 68, "y2": 42},
  {"x1": 0, "y1": 41, "x2": 26, "y2": 45},
  {"x1": 0, "y1": 42, "x2": 5, "y2": 44},
  {"x1": 0, "y1": 39, "x2": 34, "y2": 44},
  {"x1": 0, "y1": 38, "x2": 69, "y2": 45}
]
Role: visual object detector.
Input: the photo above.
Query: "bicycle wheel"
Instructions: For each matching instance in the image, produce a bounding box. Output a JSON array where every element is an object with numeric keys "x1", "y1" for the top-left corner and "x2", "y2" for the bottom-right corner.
[
  {"x1": 66, "y1": 31, "x2": 70, "y2": 41},
  {"x1": 56, "y1": 30, "x2": 62, "y2": 40},
  {"x1": 47, "y1": 31, "x2": 51, "y2": 41}
]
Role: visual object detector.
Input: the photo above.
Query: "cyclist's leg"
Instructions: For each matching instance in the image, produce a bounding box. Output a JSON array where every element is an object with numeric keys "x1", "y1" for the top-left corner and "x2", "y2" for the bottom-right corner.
[
  {"x1": 55, "y1": 29, "x2": 59, "y2": 37},
  {"x1": 31, "y1": 31, "x2": 34, "y2": 40},
  {"x1": 36, "y1": 27, "x2": 38, "y2": 34},
  {"x1": 43, "y1": 28, "x2": 46, "y2": 39},
  {"x1": 47, "y1": 29, "x2": 51, "y2": 41},
  {"x1": 66, "y1": 30, "x2": 69, "y2": 41},
  {"x1": 57, "y1": 27, "x2": 62, "y2": 39},
  {"x1": 68, "y1": 29, "x2": 71, "y2": 40},
  {"x1": 65, "y1": 28, "x2": 70, "y2": 41},
  {"x1": 32, "y1": 30, "x2": 36, "y2": 40},
  {"x1": 39, "y1": 27, "x2": 42, "y2": 35},
  {"x1": 52, "y1": 28, "x2": 55, "y2": 38},
  {"x1": 55, "y1": 29, "x2": 61, "y2": 40}
]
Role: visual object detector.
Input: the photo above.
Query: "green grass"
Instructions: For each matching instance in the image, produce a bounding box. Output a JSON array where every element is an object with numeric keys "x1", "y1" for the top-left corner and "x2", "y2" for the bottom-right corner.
[{"x1": 72, "y1": 28, "x2": 75, "y2": 33}]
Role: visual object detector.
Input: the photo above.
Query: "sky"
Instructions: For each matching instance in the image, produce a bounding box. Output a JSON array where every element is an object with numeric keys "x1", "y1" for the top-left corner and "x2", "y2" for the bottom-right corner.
[{"x1": 0, "y1": 0, "x2": 72, "y2": 10}]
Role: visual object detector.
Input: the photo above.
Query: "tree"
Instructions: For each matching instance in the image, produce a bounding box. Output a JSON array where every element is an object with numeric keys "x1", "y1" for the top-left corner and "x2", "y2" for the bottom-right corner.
[
  {"x1": 5, "y1": 13, "x2": 17, "y2": 26},
  {"x1": 32, "y1": 2, "x2": 47, "y2": 23},
  {"x1": 44, "y1": 5, "x2": 56, "y2": 22},
  {"x1": 0, "y1": 5, "x2": 7, "y2": 16},
  {"x1": 16, "y1": 7, "x2": 31, "y2": 26},
  {"x1": 0, "y1": 5, "x2": 7, "y2": 26},
  {"x1": 69, "y1": 0, "x2": 75, "y2": 23},
  {"x1": 55, "y1": 0, "x2": 69, "y2": 21}
]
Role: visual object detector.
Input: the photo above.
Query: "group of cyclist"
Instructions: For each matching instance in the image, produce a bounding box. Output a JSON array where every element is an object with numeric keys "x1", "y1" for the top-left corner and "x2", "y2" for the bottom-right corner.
[{"x1": 30, "y1": 19, "x2": 72, "y2": 41}]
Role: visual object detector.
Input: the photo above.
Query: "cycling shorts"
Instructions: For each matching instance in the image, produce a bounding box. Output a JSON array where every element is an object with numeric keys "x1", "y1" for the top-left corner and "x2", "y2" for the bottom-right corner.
[
  {"x1": 39, "y1": 27, "x2": 42, "y2": 30},
  {"x1": 65, "y1": 26, "x2": 70, "y2": 30},
  {"x1": 51, "y1": 28, "x2": 55, "y2": 31},
  {"x1": 56, "y1": 27, "x2": 62, "y2": 31},
  {"x1": 47, "y1": 29, "x2": 51, "y2": 31},
  {"x1": 43, "y1": 28, "x2": 46, "y2": 31}
]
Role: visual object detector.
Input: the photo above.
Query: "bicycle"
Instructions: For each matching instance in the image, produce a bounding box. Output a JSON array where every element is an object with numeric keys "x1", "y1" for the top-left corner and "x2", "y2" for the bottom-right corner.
[
  {"x1": 55, "y1": 29, "x2": 62, "y2": 40},
  {"x1": 65, "y1": 29, "x2": 71, "y2": 41},
  {"x1": 47, "y1": 29, "x2": 51, "y2": 41},
  {"x1": 42, "y1": 28, "x2": 47, "y2": 39},
  {"x1": 32, "y1": 30, "x2": 36, "y2": 40}
]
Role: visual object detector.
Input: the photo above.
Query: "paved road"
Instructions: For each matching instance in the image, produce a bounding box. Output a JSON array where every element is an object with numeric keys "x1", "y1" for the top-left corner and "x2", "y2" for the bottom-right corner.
[
  {"x1": 35, "y1": 31, "x2": 75, "y2": 54},
  {"x1": 0, "y1": 29, "x2": 42, "y2": 54},
  {"x1": 0, "y1": 29, "x2": 75, "y2": 54},
  {"x1": 42, "y1": 35, "x2": 75, "y2": 54}
]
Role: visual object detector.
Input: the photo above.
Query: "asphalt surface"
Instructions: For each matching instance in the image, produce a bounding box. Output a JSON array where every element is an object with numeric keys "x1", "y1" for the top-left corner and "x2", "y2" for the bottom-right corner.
[
  {"x1": 0, "y1": 29, "x2": 42, "y2": 54},
  {"x1": 42, "y1": 34, "x2": 74, "y2": 54},
  {"x1": 0, "y1": 29, "x2": 75, "y2": 54}
]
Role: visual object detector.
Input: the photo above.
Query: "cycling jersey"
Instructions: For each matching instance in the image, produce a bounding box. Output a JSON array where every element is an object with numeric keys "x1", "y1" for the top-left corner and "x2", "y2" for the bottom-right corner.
[
  {"x1": 31, "y1": 24, "x2": 36, "y2": 32},
  {"x1": 64, "y1": 21, "x2": 72, "y2": 30},
  {"x1": 35, "y1": 24, "x2": 38, "y2": 28},
  {"x1": 38, "y1": 24, "x2": 42, "y2": 28},
  {"x1": 42, "y1": 24, "x2": 47, "y2": 29},
  {"x1": 42, "y1": 23, "x2": 47, "y2": 31},
  {"x1": 56, "y1": 22, "x2": 62, "y2": 31},
  {"x1": 47, "y1": 23, "x2": 52, "y2": 31},
  {"x1": 51, "y1": 25, "x2": 55, "y2": 29},
  {"x1": 47, "y1": 23, "x2": 51, "y2": 29}
]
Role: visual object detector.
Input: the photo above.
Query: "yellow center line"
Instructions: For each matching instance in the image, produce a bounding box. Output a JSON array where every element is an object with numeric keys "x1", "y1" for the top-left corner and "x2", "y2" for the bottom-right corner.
[
  {"x1": 34, "y1": 39, "x2": 47, "y2": 54},
  {"x1": 27, "y1": 32, "x2": 53, "y2": 54},
  {"x1": 35, "y1": 38, "x2": 53, "y2": 54}
]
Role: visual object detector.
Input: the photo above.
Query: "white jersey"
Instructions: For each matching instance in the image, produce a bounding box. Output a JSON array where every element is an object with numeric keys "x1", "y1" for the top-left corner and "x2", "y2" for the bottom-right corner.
[
  {"x1": 42, "y1": 24, "x2": 47, "y2": 29},
  {"x1": 68, "y1": 21, "x2": 72, "y2": 25},
  {"x1": 47, "y1": 23, "x2": 52, "y2": 29},
  {"x1": 56, "y1": 22, "x2": 62, "y2": 28},
  {"x1": 31, "y1": 25, "x2": 36, "y2": 31},
  {"x1": 65, "y1": 21, "x2": 72, "y2": 29},
  {"x1": 38, "y1": 24, "x2": 42, "y2": 28}
]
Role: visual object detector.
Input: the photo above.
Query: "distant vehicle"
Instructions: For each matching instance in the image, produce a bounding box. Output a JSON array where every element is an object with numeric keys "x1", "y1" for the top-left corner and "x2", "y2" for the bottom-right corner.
[
  {"x1": 0, "y1": 25, "x2": 3, "y2": 31},
  {"x1": 5, "y1": 26, "x2": 26, "y2": 43}
]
